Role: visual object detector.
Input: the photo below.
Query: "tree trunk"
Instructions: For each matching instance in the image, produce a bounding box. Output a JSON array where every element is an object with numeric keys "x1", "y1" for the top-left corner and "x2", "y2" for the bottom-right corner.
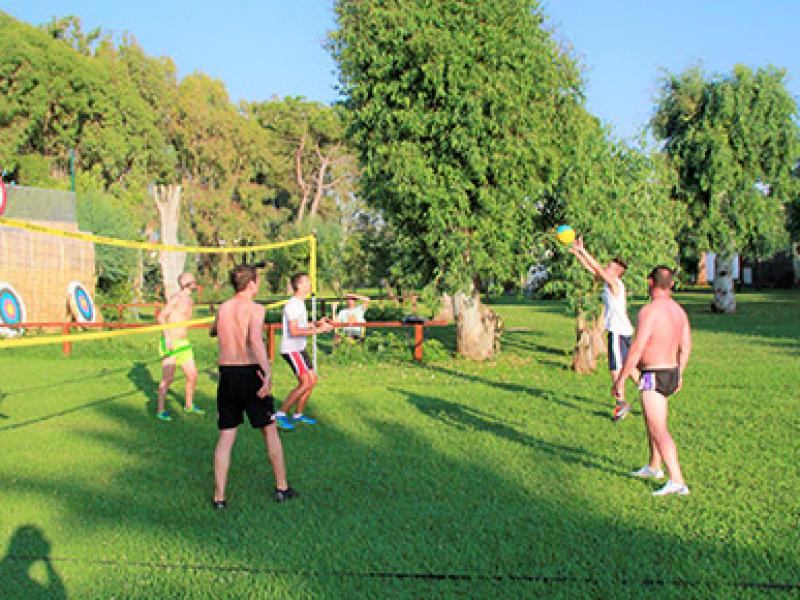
[
  {"x1": 712, "y1": 251, "x2": 736, "y2": 313},
  {"x1": 434, "y1": 293, "x2": 454, "y2": 322},
  {"x1": 131, "y1": 249, "x2": 144, "y2": 321},
  {"x1": 591, "y1": 313, "x2": 606, "y2": 358},
  {"x1": 309, "y1": 152, "x2": 331, "y2": 218},
  {"x1": 154, "y1": 184, "x2": 185, "y2": 300},
  {"x1": 697, "y1": 251, "x2": 709, "y2": 285},
  {"x1": 454, "y1": 291, "x2": 497, "y2": 361},
  {"x1": 572, "y1": 313, "x2": 597, "y2": 374},
  {"x1": 294, "y1": 139, "x2": 311, "y2": 224}
]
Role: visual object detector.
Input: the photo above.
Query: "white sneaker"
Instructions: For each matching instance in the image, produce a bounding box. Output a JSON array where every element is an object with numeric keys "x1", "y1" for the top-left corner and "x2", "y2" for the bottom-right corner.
[
  {"x1": 652, "y1": 480, "x2": 690, "y2": 496},
  {"x1": 630, "y1": 466, "x2": 664, "y2": 479}
]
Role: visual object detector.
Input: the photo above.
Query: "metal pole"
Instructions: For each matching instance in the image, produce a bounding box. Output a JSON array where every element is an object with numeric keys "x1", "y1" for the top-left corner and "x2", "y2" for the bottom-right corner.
[{"x1": 310, "y1": 231, "x2": 318, "y2": 372}]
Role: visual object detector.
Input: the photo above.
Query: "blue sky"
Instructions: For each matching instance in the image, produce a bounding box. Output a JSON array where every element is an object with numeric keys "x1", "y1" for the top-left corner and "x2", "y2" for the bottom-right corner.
[{"x1": 5, "y1": 1, "x2": 799, "y2": 140}]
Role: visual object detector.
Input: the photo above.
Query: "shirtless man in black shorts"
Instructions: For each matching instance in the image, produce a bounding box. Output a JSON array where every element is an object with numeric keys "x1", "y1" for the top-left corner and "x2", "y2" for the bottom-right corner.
[
  {"x1": 210, "y1": 264, "x2": 297, "y2": 508},
  {"x1": 613, "y1": 266, "x2": 692, "y2": 496}
]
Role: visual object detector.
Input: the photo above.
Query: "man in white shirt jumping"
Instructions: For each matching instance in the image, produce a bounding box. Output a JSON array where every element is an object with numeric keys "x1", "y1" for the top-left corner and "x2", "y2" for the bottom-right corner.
[
  {"x1": 569, "y1": 237, "x2": 638, "y2": 421},
  {"x1": 275, "y1": 273, "x2": 332, "y2": 431}
]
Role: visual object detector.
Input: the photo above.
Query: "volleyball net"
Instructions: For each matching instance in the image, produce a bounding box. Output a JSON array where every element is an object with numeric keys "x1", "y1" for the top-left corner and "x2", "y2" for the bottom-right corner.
[{"x1": 0, "y1": 215, "x2": 319, "y2": 364}]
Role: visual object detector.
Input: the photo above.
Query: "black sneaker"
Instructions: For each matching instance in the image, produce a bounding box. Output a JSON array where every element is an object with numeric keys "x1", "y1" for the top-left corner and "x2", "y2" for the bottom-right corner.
[
  {"x1": 211, "y1": 499, "x2": 227, "y2": 510},
  {"x1": 275, "y1": 486, "x2": 299, "y2": 503}
]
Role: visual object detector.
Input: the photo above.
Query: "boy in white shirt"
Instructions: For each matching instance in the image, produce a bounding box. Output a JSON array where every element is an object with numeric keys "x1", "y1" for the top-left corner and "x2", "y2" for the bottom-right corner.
[
  {"x1": 569, "y1": 237, "x2": 638, "y2": 421},
  {"x1": 275, "y1": 273, "x2": 332, "y2": 430}
]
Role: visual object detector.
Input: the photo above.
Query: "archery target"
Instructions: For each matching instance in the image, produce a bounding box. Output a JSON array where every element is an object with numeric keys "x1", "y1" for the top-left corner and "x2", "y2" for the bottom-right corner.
[
  {"x1": 67, "y1": 281, "x2": 96, "y2": 323},
  {"x1": 0, "y1": 282, "x2": 25, "y2": 335}
]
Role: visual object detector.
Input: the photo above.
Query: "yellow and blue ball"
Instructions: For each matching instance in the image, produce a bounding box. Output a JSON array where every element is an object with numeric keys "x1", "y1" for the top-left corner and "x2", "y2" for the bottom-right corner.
[{"x1": 556, "y1": 225, "x2": 575, "y2": 245}]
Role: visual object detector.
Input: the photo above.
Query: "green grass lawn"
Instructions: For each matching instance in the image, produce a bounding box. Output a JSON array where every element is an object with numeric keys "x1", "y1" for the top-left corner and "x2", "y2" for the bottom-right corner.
[{"x1": 0, "y1": 291, "x2": 798, "y2": 598}]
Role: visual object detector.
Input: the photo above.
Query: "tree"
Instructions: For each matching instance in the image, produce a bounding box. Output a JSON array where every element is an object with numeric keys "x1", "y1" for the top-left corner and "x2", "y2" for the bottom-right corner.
[
  {"x1": 539, "y1": 122, "x2": 680, "y2": 372},
  {"x1": 331, "y1": 0, "x2": 585, "y2": 359},
  {"x1": 76, "y1": 187, "x2": 138, "y2": 302},
  {"x1": 652, "y1": 65, "x2": 799, "y2": 313},
  {"x1": 246, "y1": 97, "x2": 353, "y2": 224}
]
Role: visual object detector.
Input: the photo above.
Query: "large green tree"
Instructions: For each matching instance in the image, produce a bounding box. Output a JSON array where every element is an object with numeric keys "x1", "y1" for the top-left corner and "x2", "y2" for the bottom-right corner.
[
  {"x1": 539, "y1": 118, "x2": 680, "y2": 371},
  {"x1": 331, "y1": 0, "x2": 586, "y2": 358},
  {"x1": 652, "y1": 65, "x2": 799, "y2": 312}
]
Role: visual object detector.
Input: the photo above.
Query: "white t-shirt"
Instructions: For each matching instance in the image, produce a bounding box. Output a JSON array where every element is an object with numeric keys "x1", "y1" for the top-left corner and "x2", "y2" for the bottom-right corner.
[
  {"x1": 337, "y1": 305, "x2": 366, "y2": 337},
  {"x1": 281, "y1": 296, "x2": 308, "y2": 353},
  {"x1": 603, "y1": 280, "x2": 633, "y2": 336}
]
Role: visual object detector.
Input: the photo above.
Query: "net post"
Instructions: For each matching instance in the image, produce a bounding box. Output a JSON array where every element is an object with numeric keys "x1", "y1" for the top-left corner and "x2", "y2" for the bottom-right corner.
[{"x1": 62, "y1": 323, "x2": 72, "y2": 356}]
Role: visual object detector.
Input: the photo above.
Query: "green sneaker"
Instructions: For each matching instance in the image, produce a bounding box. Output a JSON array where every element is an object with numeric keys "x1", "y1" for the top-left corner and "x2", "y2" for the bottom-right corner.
[
  {"x1": 156, "y1": 411, "x2": 172, "y2": 421},
  {"x1": 183, "y1": 405, "x2": 205, "y2": 415}
]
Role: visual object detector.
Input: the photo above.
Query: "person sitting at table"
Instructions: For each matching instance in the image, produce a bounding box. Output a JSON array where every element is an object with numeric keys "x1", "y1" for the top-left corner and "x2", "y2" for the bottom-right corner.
[{"x1": 334, "y1": 293, "x2": 370, "y2": 344}]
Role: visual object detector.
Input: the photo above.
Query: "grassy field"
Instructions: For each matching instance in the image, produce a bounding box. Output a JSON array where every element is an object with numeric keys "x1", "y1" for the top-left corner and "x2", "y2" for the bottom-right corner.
[{"x1": 0, "y1": 291, "x2": 798, "y2": 599}]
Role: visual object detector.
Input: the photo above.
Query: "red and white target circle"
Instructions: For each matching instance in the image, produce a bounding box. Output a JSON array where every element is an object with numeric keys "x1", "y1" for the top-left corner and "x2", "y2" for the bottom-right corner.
[
  {"x1": 0, "y1": 281, "x2": 26, "y2": 336},
  {"x1": 67, "y1": 281, "x2": 96, "y2": 323}
]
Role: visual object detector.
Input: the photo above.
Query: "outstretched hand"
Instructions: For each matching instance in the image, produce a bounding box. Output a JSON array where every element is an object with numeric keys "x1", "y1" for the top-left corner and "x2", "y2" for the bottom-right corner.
[{"x1": 257, "y1": 370, "x2": 272, "y2": 398}]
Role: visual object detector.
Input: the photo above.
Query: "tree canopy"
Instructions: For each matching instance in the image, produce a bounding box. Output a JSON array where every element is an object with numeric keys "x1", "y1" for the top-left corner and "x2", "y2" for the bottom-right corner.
[
  {"x1": 331, "y1": 0, "x2": 585, "y2": 296},
  {"x1": 0, "y1": 11, "x2": 364, "y2": 298},
  {"x1": 652, "y1": 65, "x2": 799, "y2": 260}
]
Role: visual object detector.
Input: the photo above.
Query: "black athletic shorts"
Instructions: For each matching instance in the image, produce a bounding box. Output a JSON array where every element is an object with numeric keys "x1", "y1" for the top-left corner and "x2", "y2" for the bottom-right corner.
[
  {"x1": 216, "y1": 365, "x2": 275, "y2": 429},
  {"x1": 281, "y1": 350, "x2": 312, "y2": 378},
  {"x1": 639, "y1": 367, "x2": 681, "y2": 397},
  {"x1": 608, "y1": 332, "x2": 632, "y2": 371}
]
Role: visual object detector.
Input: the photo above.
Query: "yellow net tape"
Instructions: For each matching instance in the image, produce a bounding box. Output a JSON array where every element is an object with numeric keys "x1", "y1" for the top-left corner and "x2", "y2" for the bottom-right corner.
[
  {"x1": 0, "y1": 217, "x2": 313, "y2": 253},
  {"x1": 0, "y1": 300, "x2": 288, "y2": 349}
]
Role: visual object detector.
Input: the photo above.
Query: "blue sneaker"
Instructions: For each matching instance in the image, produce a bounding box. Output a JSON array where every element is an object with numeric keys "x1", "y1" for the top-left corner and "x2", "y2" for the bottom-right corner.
[
  {"x1": 156, "y1": 411, "x2": 172, "y2": 421},
  {"x1": 183, "y1": 405, "x2": 205, "y2": 415},
  {"x1": 275, "y1": 415, "x2": 295, "y2": 431},
  {"x1": 292, "y1": 414, "x2": 317, "y2": 425}
]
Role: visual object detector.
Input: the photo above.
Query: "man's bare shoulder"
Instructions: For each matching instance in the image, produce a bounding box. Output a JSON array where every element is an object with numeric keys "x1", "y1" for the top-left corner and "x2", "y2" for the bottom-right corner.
[
  {"x1": 637, "y1": 302, "x2": 656, "y2": 319},
  {"x1": 250, "y1": 302, "x2": 265, "y2": 320}
]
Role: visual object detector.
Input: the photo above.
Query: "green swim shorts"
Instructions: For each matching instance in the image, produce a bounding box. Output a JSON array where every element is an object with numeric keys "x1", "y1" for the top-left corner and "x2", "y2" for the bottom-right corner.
[{"x1": 159, "y1": 336, "x2": 194, "y2": 366}]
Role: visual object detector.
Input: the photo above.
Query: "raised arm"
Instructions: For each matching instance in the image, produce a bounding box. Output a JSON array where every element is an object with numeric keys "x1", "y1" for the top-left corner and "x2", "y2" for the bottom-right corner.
[{"x1": 569, "y1": 238, "x2": 620, "y2": 293}]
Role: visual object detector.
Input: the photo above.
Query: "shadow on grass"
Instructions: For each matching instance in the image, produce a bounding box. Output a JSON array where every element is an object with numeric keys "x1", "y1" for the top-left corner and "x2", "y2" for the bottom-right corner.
[
  {"x1": 1, "y1": 384, "x2": 798, "y2": 597},
  {"x1": 396, "y1": 389, "x2": 619, "y2": 476},
  {"x1": 127, "y1": 362, "x2": 158, "y2": 407},
  {"x1": 126, "y1": 361, "x2": 217, "y2": 417},
  {"x1": 0, "y1": 525, "x2": 67, "y2": 599},
  {"x1": 0, "y1": 364, "x2": 149, "y2": 398},
  {"x1": 410, "y1": 362, "x2": 604, "y2": 420},
  {"x1": 0, "y1": 390, "x2": 138, "y2": 433}
]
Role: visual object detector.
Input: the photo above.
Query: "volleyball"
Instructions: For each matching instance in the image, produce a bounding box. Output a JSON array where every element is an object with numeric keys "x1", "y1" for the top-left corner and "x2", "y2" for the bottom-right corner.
[{"x1": 556, "y1": 225, "x2": 575, "y2": 245}]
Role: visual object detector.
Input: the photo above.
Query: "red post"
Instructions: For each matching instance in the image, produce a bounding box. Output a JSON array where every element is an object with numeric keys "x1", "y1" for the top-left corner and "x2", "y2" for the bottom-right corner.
[
  {"x1": 414, "y1": 323, "x2": 423, "y2": 361},
  {"x1": 267, "y1": 324, "x2": 275, "y2": 362},
  {"x1": 62, "y1": 324, "x2": 72, "y2": 356},
  {"x1": 117, "y1": 305, "x2": 124, "y2": 320}
]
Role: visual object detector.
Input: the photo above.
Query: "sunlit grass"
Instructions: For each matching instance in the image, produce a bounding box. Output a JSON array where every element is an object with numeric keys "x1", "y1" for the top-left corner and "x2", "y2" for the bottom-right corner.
[{"x1": 0, "y1": 291, "x2": 798, "y2": 598}]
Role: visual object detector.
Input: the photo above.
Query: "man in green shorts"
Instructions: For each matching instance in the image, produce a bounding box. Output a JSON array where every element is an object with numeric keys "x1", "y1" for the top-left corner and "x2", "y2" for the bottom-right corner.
[{"x1": 156, "y1": 272, "x2": 203, "y2": 420}]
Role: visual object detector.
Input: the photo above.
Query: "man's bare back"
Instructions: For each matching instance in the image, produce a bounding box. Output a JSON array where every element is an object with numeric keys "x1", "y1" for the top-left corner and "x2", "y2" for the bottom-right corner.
[
  {"x1": 215, "y1": 297, "x2": 264, "y2": 366},
  {"x1": 638, "y1": 298, "x2": 690, "y2": 369}
]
